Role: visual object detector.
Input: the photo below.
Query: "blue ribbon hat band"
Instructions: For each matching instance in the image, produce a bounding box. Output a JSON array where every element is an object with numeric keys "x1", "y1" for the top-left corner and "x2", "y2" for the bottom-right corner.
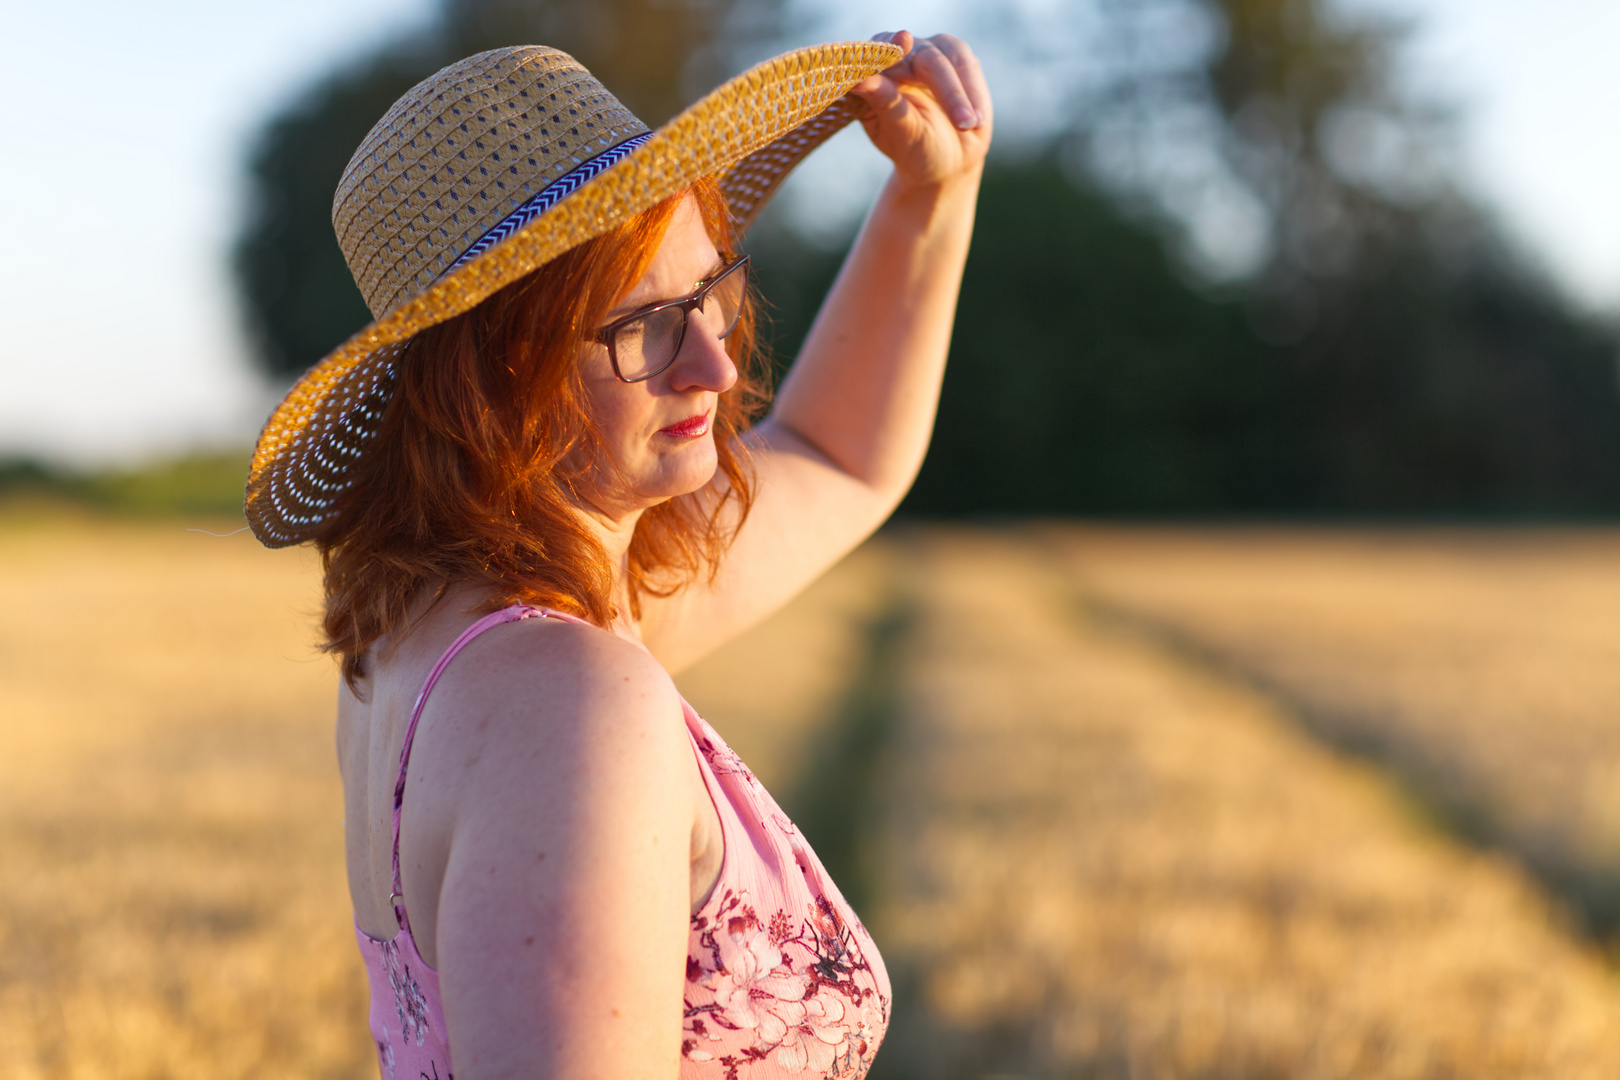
[{"x1": 443, "y1": 131, "x2": 656, "y2": 278}]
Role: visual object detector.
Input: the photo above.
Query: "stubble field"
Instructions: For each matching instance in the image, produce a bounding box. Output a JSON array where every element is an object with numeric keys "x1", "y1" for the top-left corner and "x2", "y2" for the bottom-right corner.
[{"x1": 3, "y1": 511, "x2": 1620, "y2": 1078}]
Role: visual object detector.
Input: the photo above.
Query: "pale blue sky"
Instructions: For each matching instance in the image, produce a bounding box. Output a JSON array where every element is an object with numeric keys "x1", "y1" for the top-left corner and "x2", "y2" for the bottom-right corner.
[
  {"x1": 1365, "y1": 0, "x2": 1620, "y2": 308},
  {"x1": 2, "y1": 0, "x2": 1617, "y2": 465},
  {"x1": 0, "y1": 0, "x2": 438, "y2": 465}
]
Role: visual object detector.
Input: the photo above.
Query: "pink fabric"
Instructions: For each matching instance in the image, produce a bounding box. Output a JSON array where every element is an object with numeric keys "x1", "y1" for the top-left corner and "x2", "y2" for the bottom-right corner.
[{"x1": 356, "y1": 605, "x2": 890, "y2": 1080}]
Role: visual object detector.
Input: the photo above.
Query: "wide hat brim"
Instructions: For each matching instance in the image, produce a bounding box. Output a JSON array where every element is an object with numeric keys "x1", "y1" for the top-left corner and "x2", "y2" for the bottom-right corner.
[{"x1": 246, "y1": 40, "x2": 903, "y2": 547}]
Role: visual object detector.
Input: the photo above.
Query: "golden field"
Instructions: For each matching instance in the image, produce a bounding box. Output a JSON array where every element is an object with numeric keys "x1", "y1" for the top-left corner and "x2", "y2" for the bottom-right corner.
[
  {"x1": 4, "y1": 512, "x2": 1620, "y2": 1077},
  {"x1": 872, "y1": 527, "x2": 1620, "y2": 1079},
  {"x1": 1042, "y1": 525, "x2": 1620, "y2": 930},
  {"x1": 0, "y1": 511, "x2": 359, "y2": 1078}
]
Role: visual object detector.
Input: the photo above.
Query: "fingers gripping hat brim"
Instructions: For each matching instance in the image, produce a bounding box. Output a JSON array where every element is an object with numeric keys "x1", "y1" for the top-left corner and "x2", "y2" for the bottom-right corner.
[{"x1": 246, "y1": 41, "x2": 901, "y2": 547}]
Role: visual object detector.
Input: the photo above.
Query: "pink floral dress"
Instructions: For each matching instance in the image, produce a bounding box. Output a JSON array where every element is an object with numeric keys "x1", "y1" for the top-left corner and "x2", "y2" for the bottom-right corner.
[{"x1": 356, "y1": 605, "x2": 891, "y2": 1080}]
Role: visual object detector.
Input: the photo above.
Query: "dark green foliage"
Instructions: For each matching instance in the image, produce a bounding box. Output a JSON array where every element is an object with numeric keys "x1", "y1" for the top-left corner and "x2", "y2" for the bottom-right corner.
[
  {"x1": 235, "y1": 43, "x2": 443, "y2": 380},
  {"x1": 0, "y1": 457, "x2": 57, "y2": 493},
  {"x1": 742, "y1": 214, "x2": 849, "y2": 388},
  {"x1": 749, "y1": 162, "x2": 1620, "y2": 516},
  {"x1": 441, "y1": 0, "x2": 761, "y2": 127},
  {"x1": 746, "y1": 163, "x2": 1310, "y2": 515},
  {"x1": 1291, "y1": 240, "x2": 1620, "y2": 514},
  {"x1": 908, "y1": 163, "x2": 1305, "y2": 514},
  {"x1": 79, "y1": 450, "x2": 256, "y2": 516}
]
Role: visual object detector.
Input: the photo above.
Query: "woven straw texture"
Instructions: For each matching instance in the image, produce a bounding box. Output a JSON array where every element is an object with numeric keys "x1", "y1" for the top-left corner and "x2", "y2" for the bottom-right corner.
[
  {"x1": 335, "y1": 48, "x2": 650, "y2": 319},
  {"x1": 247, "y1": 41, "x2": 901, "y2": 547}
]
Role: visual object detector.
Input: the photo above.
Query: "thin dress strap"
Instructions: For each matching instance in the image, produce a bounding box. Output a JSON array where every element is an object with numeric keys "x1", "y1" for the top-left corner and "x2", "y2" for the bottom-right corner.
[{"x1": 389, "y1": 604, "x2": 588, "y2": 933}]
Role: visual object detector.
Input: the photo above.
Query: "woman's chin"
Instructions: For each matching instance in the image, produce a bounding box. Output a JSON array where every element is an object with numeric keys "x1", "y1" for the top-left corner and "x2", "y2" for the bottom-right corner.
[
  {"x1": 630, "y1": 442, "x2": 722, "y2": 504},
  {"x1": 666, "y1": 446, "x2": 722, "y2": 498}
]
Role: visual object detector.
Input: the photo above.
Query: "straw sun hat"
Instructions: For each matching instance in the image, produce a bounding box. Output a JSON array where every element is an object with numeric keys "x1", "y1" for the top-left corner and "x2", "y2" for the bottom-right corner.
[{"x1": 245, "y1": 40, "x2": 903, "y2": 547}]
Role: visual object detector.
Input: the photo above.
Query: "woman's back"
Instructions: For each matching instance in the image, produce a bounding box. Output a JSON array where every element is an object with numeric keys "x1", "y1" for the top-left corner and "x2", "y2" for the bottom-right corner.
[{"x1": 340, "y1": 602, "x2": 890, "y2": 1079}]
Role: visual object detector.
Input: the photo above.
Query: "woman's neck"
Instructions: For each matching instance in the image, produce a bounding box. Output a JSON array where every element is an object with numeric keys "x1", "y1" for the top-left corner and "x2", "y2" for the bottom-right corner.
[{"x1": 570, "y1": 497, "x2": 645, "y2": 643}]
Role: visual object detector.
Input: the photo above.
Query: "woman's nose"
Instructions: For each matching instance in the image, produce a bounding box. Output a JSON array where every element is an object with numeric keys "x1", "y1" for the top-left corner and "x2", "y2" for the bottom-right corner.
[{"x1": 668, "y1": 308, "x2": 738, "y2": 393}]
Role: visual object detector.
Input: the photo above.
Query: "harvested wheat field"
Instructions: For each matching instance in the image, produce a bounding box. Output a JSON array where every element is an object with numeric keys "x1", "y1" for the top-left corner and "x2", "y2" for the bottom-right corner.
[
  {"x1": 871, "y1": 527, "x2": 1620, "y2": 1079},
  {"x1": 1042, "y1": 525, "x2": 1620, "y2": 932},
  {"x1": 0, "y1": 511, "x2": 360, "y2": 1078},
  {"x1": 5, "y1": 512, "x2": 1620, "y2": 1078}
]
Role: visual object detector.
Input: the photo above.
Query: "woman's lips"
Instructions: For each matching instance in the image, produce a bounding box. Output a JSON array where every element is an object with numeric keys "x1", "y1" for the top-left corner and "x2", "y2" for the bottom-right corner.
[{"x1": 658, "y1": 412, "x2": 711, "y2": 439}]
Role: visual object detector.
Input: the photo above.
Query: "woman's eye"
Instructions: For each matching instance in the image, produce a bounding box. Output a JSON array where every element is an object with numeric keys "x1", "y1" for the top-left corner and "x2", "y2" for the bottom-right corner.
[{"x1": 618, "y1": 319, "x2": 647, "y2": 345}]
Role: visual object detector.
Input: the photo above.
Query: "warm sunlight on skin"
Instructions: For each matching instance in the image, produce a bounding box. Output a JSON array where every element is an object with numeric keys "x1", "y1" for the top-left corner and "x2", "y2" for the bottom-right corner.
[
  {"x1": 337, "y1": 29, "x2": 991, "y2": 1080},
  {"x1": 574, "y1": 199, "x2": 737, "y2": 525}
]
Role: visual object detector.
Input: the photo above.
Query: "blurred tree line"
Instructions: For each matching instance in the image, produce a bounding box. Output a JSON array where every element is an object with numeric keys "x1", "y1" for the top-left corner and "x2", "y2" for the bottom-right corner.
[
  {"x1": 234, "y1": 0, "x2": 1620, "y2": 516},
  {"x1": 0, "y1": 451, "x2": 253, "y2": 516}
]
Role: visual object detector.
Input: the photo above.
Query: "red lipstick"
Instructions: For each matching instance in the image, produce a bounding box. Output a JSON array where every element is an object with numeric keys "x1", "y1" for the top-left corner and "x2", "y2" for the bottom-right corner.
[{"x1": 658, "y1": 412, "x2": 711, "y2": 439}]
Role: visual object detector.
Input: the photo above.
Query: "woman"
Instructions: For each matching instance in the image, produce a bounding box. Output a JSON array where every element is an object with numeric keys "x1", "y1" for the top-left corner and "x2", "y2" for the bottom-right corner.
[{"x1": 246, "y1": 29, "x2": 989, "y2": 1080}]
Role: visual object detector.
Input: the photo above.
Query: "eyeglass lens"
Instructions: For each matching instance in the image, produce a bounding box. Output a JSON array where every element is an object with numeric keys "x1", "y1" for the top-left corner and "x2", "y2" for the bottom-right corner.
[{"x1": 610, "y1": 261, "x2": 748, "y2": 381}]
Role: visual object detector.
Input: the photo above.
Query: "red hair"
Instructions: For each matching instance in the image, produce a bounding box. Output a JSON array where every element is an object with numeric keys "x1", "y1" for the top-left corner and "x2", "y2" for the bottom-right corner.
[{"x1": 316, "y1": 177, "x2": 768, "y2": 683}]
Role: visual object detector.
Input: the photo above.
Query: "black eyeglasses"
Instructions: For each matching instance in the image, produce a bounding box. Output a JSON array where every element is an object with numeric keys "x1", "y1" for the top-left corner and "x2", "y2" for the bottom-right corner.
[{"x1": 594, "y1": 254, "x2": 750, "y2": 383}]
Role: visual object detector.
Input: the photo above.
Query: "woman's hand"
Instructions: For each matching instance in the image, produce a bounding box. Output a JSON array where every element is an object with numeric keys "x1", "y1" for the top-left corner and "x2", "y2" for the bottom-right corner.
[{"x1": 849, "y1": 30, "x2": 993, "y2": 190}]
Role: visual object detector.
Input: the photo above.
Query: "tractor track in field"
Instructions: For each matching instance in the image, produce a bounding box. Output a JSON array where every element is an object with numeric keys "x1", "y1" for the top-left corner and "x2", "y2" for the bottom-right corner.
[{"x1": 743, "y1": 526, "x2": 1620, "y2": 1080}]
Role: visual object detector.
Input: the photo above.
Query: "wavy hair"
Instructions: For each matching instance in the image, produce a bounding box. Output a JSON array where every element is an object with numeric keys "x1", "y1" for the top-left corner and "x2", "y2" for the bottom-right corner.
[{"x1": 316, "y1": 177, "x2": 767, "y2": 684}]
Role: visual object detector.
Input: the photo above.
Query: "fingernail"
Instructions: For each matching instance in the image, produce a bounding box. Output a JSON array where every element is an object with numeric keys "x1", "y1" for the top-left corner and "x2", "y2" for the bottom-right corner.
[{"x1": 954, "y1": 107, "x2": 977, "y2": 129}]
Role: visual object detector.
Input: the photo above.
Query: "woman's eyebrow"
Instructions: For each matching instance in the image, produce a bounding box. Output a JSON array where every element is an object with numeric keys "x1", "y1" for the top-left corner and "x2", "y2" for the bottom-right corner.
[{"x1": 605, "y1": 257, "x2": 728, "y2": 320}]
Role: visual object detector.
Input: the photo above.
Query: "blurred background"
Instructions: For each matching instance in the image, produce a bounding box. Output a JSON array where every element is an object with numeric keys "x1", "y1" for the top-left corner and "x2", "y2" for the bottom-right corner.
[{"x1": 6, "y1": 0, "x2": 1620, "y2": 1076}]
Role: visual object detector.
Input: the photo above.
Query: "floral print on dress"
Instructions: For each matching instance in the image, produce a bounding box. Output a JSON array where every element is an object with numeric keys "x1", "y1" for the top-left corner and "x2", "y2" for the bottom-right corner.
[
  {"x1": 695, "y1": 733, "x2": 758, "y2": 785},
  {"x1": 381, "y1": 937, "x2": 432, "y2": 1047},
  {"x1": 683, "y1": 888, "x2": 888, "y2": 1078}
]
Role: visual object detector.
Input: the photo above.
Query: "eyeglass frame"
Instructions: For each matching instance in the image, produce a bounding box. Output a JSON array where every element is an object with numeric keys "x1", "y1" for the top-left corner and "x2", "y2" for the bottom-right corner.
[{"x1": 592, "y1": 253, "x2": 752, "y2": 383}]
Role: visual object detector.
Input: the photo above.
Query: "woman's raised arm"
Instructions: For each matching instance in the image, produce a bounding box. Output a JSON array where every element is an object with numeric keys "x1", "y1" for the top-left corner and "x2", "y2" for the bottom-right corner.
[
  {"x1": 643, "y1": 30, "x2": 992, "y2": 670},
  {"x1": 765, "y1": 30, "x2": 992, "y2": 497}
]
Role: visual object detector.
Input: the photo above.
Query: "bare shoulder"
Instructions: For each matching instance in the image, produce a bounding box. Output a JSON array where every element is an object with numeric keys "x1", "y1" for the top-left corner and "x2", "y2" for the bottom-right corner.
[
  {"x1": 449, "y1": 614, "x2": 677, "y2": 708},
  {"x1": 411, "y1": 614, "x2": 689, "y2": 807},
  {"x1": 418, "y1": 615, "x2": 698, "y2": 1072},
  {"x1": 387, "y1": 611, "x2": 699, "y2": 976}
]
